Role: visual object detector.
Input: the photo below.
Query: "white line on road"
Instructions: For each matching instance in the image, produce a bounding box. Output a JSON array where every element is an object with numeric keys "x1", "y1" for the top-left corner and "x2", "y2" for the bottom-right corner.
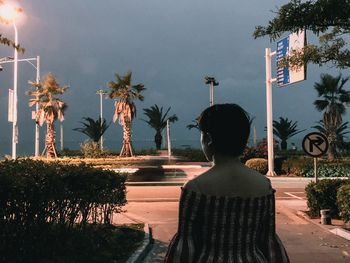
[{"x1": 284, "y1": 192, "x2": 304, "y2": 200}]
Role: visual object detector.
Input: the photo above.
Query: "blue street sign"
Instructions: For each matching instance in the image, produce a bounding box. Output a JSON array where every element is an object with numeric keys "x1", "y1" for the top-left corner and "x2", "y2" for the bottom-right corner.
[{"x1": 276, "y1": 31, "x2": 306, "y2": 87}]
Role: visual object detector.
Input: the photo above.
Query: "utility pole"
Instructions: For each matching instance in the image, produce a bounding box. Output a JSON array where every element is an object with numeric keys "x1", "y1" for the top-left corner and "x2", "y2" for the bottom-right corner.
[{"x1": 204, "y1": 76, "x2": 219, "y2": 106}]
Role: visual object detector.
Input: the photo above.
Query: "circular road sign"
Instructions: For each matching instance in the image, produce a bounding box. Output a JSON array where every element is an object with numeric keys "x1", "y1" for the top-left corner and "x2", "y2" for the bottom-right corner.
[{"x1": 302, "y1": 132, "x2": 329, "y2": 157}]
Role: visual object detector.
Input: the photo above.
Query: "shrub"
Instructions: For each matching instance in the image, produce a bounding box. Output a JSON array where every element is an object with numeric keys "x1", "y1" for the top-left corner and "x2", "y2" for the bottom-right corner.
[
  {"x1": 80, "y1": 141, "x2": 104, "y2": 158},
  {"x1": 58, "y1": 148, "x2": 83, "y2": 157},
  {"x1": 301, "y1": 164, "x2": 350, "y2": 178},
  {"x1": 0, "y1": 159, "x2": 127, "y2": 227},
  {"x1": 281, "y1": 157, "x2": 313, "y2": 176},
  {"x1": 337, "y1": 184, "x2": 350, "y2": 223},
  {"x1": 172, "y1": 148, "x2": 207, "y2": 162},
  {"x1": 305, "y1": 179, "x2": 349, "y2": 218},
  {"x1": 245, "y1": 158, "x2": 268, "y2": 174}
]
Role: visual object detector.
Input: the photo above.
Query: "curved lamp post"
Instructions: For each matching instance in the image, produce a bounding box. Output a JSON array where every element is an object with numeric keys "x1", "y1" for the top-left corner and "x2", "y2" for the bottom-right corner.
[{"x1": 0, "y1": 56, "x2": 41, "y2": 157}]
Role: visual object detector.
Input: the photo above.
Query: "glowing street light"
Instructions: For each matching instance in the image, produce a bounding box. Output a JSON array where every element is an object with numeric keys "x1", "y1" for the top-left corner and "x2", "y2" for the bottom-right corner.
[{"x1": 0, "y1": 3, "x2": 21, "y2": 159}]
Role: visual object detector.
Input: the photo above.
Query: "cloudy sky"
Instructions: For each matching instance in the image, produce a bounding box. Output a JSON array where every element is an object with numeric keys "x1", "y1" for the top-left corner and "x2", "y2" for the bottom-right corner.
[{"x1": 0, "y1": 0, "x2": 344, "y2": 155}]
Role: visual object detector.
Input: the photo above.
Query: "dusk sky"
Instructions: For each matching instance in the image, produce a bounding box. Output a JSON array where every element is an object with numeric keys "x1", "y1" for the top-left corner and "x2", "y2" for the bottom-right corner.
[{"x1": 0, "y1": 0, "x2": 344, "y2": 155}]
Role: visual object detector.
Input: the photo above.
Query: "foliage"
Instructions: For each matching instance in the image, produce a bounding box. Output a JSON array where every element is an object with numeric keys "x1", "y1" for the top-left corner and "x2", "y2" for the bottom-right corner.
[
  {"x1": 255, "y1": 138, "x2": 279, "y2": 159},
  {"x1": 187, "y1": 119, "x2": 199, "y2": 130},
  {"x1": 245, "y1": 158, "x2": 268, "y2": 174},
  {"x1": 305, "y1": 179, "x2": 349, "y2": 218},
  {"x1": 58, "y1": 148, "x2": 83, "y2": 157},
  {"x1": 28, "y1": 73, "x2": 69, "y2": 158},
  {"x1": 254, "y1": 0, "x2": 350, "y2": 69},
  {"x1": 0, "y1": 159, "x2": 127, "y2": 227},
  {"x1": 172, "y1": 148, "x2": 208, "y2": 162},
  {"x1": 301, "y1": 163, "x2": 350, "y2": 178},
  {"x1": 281, "y1": 156, "x2": 313, "y2": 176},
  {"x1": 135, "y1": 148, "x2": 158, "y2": 156},
  {"x1": 273, "y1": 117, "x2": 304, "y2": 150},
  {"x1": 240, "y1": 146, "x2": 266, "y2": 163},
  {"x1": 142, "y1": 104, "x2": 178, "y2": 150},
  {"x1": 313, "y1": 74, "x2": 350, "y2": 160},
  {"x1": 80, "y1": 141, "x2": 105, "y2": 158},
  {"x1": 0, "y1": 223, "x2": 143, "y2": 263},
  {"x1": 337, "y1": 184, "x2": 350, "y2": 223},
  {"x1": 108, "y1": 71, "x2": 145, "y2": 157},
  {"x1": 73, "y1": 117, "x2": 110, "y2": 142}
]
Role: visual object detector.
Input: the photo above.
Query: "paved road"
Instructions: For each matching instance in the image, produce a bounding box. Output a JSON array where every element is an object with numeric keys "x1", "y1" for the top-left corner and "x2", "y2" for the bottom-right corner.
[{"x1": 119, "y1": 183, "x2": 350, "y2": 263}]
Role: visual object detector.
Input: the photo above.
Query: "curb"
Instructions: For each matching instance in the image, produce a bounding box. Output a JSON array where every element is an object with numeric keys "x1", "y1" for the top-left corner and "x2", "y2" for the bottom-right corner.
[
  {"x1": 296, "y1": 210, "x2": 350, "y2": 241},
  {"x1": 126, "y1": 223, "x2": 154, "y2": 263}
]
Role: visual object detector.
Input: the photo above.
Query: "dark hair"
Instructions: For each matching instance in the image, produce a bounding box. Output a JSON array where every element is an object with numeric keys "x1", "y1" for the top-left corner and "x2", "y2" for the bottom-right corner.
[{"x1": 198, "y1": 104, "x2": 250, "y2": 156}]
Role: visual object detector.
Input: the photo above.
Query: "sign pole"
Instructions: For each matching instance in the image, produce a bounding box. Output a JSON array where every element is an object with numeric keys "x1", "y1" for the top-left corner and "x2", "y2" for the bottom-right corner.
[
  {"x1": 167, "y1": 120, "x2": 171, "y2": 159},
  {"x1": 314, "y1": 157, "x2": 318, "y2": 183},
  {"x1": 265, "y1": 48, "x2": 276, "y2": 176}
]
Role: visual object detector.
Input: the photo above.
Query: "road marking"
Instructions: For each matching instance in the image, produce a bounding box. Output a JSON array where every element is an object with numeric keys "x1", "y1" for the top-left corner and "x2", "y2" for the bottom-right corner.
[{"x1": 284, "y1": 192, "x2": 304, "y2": 200}]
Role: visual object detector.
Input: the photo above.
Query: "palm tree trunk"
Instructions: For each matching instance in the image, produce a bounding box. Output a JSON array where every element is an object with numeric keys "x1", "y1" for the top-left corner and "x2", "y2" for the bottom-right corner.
[
  {"x1": 281, "y1": 140, "x2": 287, "y2": 150},
  {"x1": 155, "y1": 131, "x2": 162, "y2": 150},
  {"x1": 45, "y1": 122, "x2": 57, "y2": 158},
  {"x1": 120, "y1": 117, "x2": 133, "y2": 157}
]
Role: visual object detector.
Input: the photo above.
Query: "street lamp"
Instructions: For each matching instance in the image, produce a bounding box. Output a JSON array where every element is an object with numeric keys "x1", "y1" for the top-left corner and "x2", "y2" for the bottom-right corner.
[
  {"x1": 0, "y1": 56, "x2": 41, "y2": 157},
  {"x1": 204, "y1": 76, "x2": 219, "y2": 106},
  {"x1": 96, "y1": 89, "x2": 108, "y2": 150},
  {"x1": 0, "y1": 3, "x2": 21, "y2": 159}
]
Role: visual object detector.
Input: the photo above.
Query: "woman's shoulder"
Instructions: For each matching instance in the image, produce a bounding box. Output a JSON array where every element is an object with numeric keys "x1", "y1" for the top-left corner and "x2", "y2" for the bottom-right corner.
[{"x1": 183, "y1": 166, "x2": 273, "y2": 198}]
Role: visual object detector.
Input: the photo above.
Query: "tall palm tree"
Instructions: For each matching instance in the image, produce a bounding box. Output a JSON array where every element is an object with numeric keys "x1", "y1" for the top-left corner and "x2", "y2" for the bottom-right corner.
[
  {"x1": 273, "y1": 117, "x2": 304, "y2": 150},
  {"x1": 73, "y1": 117, "x2": 109, "y2": 143},
  {"x1": 28, "y1": 73, "x2": 68, "y2": 158},
  {"x1": 313, "y1": 120, "x2": 350, "y2": 154},
  {"x1": 314, "y1": 73, "x2": 350, "y2": 160},
  {"x1": 142, "y1": 105, "x2": 178, "y2": 150},
  {"x1": 108, "y1": 71, "x2": 145, "y2": 157}
]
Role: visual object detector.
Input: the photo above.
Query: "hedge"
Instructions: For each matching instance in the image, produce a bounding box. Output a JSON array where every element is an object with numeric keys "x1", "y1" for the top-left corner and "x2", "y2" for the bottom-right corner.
[
  {"x1": 337, "y1": 184, "x2": 350, "y2": 223},
  {"x1": 245, "y1": 158, "x2": 268, "y2": 174},
  {"x1": 0, "y1": 159, "x2": 127, "y2": 227},
  {"x1": 305, "y1": 179, "x2": 350, "y2": 218}
]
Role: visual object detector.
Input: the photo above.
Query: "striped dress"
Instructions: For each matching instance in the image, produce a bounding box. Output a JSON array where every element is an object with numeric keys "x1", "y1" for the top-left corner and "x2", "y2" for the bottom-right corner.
[{"x1": 165, "y1": 188, "x2": 290, "y2": 263}]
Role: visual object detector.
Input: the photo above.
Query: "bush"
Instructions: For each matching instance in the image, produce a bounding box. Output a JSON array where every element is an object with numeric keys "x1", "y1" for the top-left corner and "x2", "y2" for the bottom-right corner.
[
  {"x1": 305, "y1": 179, "x2": 349, "y2": 218},
  {"x1": 337, "y1": 184, "x2": 350, "y2": 223},
  {"x1": 80, "y1": 141, "x2": 104, "y2": 158},
  {"x1": 0, "y1": 159, "x2": 127, "y2": 227},
  {"x1": 58, "y1": 148, "x2": 83, "y2": 157},
  {"x1": 245, "y1": 158, "x2": 268, "y2": 174},
  {"x1": 301, "y1": 164, "x2": 350, "y2": 178},
  {"x1": 172, "y1": 148, "x2": 207, "y2": 162},
  {"x1": 281, "y1": 157, "x2": 313, "y2": 176}
]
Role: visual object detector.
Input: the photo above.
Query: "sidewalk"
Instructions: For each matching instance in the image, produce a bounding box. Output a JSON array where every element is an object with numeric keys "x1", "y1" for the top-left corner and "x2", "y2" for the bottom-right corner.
[{"x1": 118, "y1": 199, "x2": 350, "y2": 263}]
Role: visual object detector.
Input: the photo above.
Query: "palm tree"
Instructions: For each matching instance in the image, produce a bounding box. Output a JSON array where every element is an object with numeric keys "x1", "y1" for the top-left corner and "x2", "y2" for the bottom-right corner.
[
  {"x1": 142, "y1": 105, "x2": 178, "y2": 150},
  {"x1": 313, "y1": 120, "x2": 350, "y2": 154},
  {"x1": 273, "y1": 117, "x2": 304, "y2": 150},
  {"x1": 73, "y1": 117, "x2": 109, "y2": 143},
  {"x1": 108, "y1": 71, "x2": 145, "y2": 157},
  {"x1": 28, "y1": 73, "x2": 68, "y2": 158},
  {"x1": 314, "y1": 73, "x2": 350, "y2": 160}
]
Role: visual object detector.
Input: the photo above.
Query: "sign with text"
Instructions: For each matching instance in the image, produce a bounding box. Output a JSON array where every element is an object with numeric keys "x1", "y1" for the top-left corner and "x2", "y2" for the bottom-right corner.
[{"x1": 276, "y1": 30, "x2": 306, "y2": 87}]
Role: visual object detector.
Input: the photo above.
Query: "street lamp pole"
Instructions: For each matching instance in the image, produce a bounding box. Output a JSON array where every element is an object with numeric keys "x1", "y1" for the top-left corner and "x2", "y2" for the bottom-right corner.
[
  {"x1": 96, "y1": 89, "x2": 108, "y2": 151},
  {"x1": 0, "y1": 56, "x2": 41, "y2": 157},
  {"x1": 204, "y1": 76, "x2": 219, "y2": 106},
  {"x1": 12, "y1": 22, "x2": 18, "y2": 159},
  {"x1": 35, "y1": 56, "x2": 40, "y2": 157}
]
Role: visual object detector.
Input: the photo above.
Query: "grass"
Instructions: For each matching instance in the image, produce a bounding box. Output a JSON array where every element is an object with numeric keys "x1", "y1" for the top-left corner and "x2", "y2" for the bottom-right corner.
[{"x1": 0, "y1": 223, "x2": 144, "y2": 263}]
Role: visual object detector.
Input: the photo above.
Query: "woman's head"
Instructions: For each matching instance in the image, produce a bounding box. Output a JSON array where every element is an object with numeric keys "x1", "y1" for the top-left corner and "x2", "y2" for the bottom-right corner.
[{"x1": 198, "y1": 104, "x2": 250, "y2": 159}]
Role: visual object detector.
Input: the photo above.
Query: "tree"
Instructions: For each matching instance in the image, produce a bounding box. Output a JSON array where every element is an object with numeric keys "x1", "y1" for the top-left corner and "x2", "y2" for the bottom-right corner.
[
  {"x1": 187, "y1": 119, "x2": 199, "y2": 130},
  {"x1": 313, "y1": 120, "x2": 350, "y2": 153},
  {"x1": 313, "y1": 73, "x2": 350, "y2": 160},
  {"x1": 254, "y1": 0, "x2": 350, "y2": 69},
  {"x1": 142, "y1": 105, "x2": 178, "y2": 150},
  {"x1": 108, "y1": 71, "x2": 145, "y2": 157},
  {"x1": 28, "y1": 73, "x2": 68, "y2": 158},
  {"x1": 273, "y1": 117, "x2": 304, "y2": 150},
  {"x1": 73, "y1": 117, "x2": 109, "y2": 143}
]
